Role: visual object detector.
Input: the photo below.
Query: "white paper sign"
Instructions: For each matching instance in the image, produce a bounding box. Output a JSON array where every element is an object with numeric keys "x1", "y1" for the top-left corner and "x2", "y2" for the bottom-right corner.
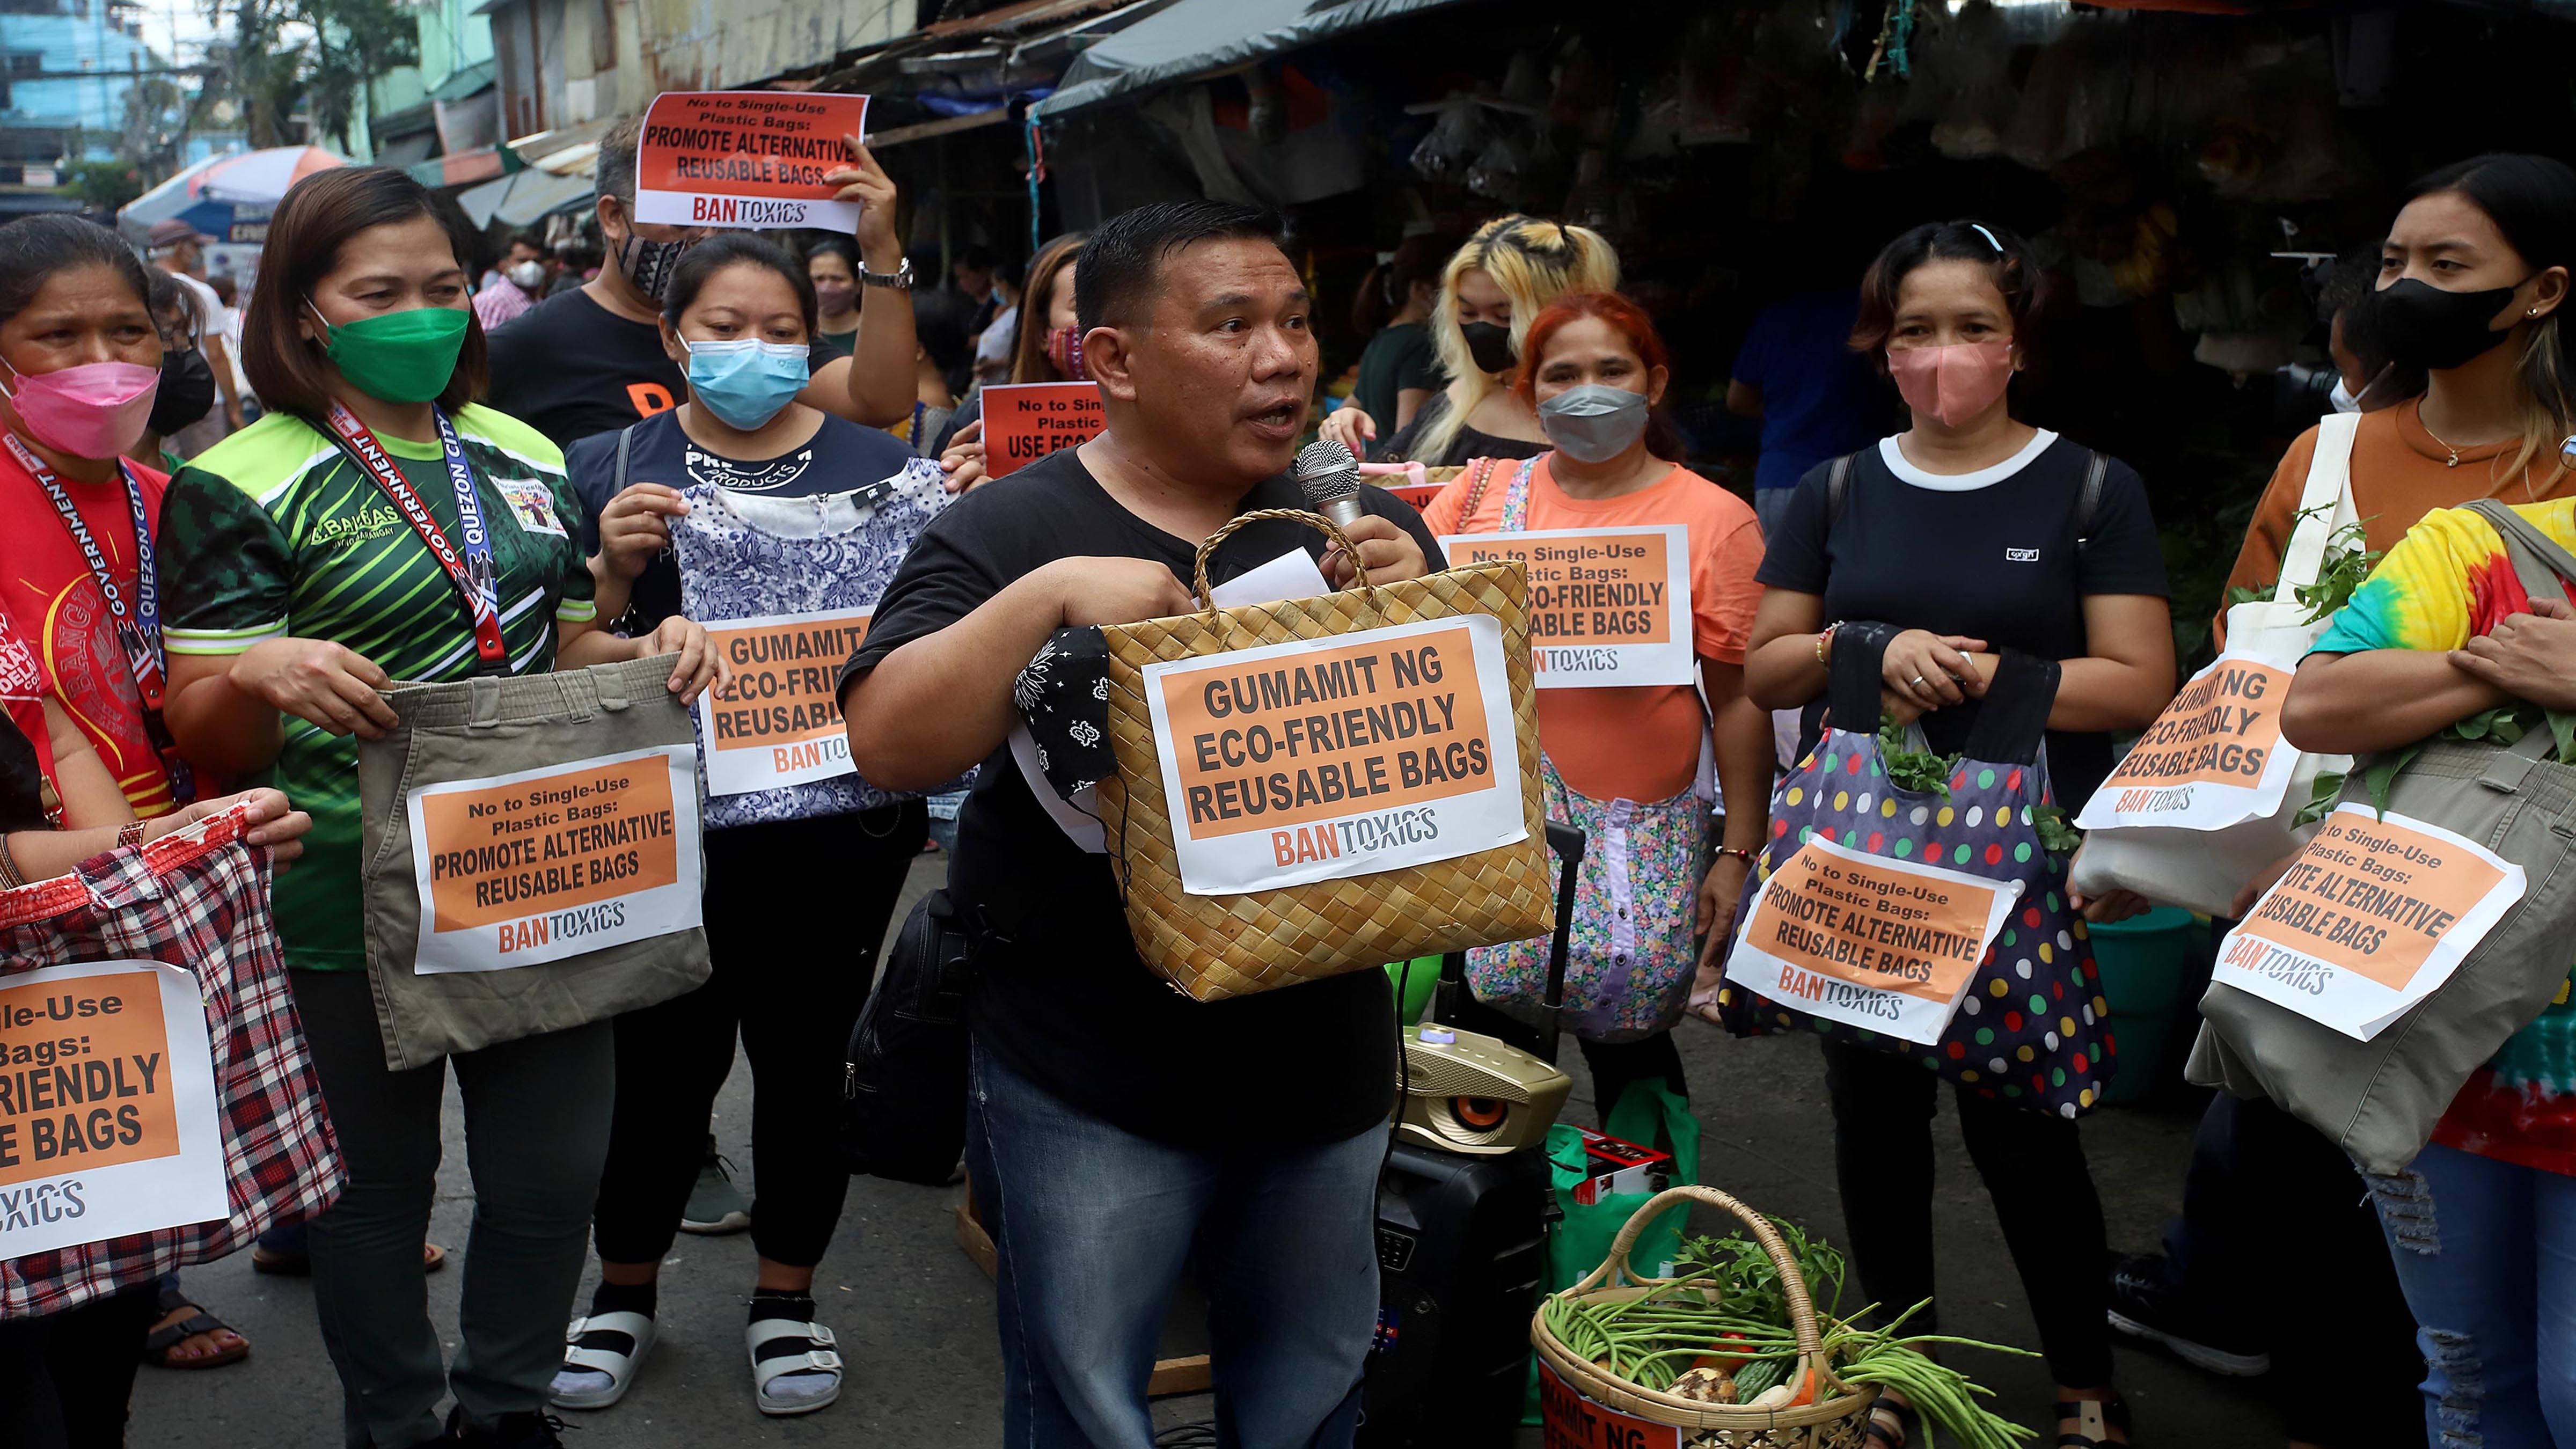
[
  {"x1": 407, "y1": 744, "x2": 705, "y2": 974},
  {"x1": 1437, "y1": 525, "x2": 1694, "y2": 688},
  {"x1": 1, "y1": 960, "x2": 226, "y2": 1263},
  {"x1": 2075, "y1": 649, "x2": 2302, "y2": 833},
  {"x1": 1143, "y1": 614, "x2": 1526, "y2": 895},
  {"x1": 2215, "y1": 803, "x2": 2524, "y2": 1041},
  {"x1": 693, "y1": 607, "x2": 873, "y2": 797},
  {"x1": 1725, "y1": 834, "x2": 2023, "y2": 1045},
  {"x1": 1209, "y1": 548, "x2": 1334, "y2": 611}
]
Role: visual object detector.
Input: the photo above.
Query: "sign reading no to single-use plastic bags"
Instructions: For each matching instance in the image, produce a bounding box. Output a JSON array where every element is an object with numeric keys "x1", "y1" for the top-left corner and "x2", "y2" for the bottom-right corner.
[
  {"x1": 1438, "y1": 526, "x2": 1694, "y2": 689},
  {"x1": 2216, "y1": 803, "x2": 2523, "y2": 1041},
  {"x1": 635, "y1": 91, "x2": 870, "y2": 230}
]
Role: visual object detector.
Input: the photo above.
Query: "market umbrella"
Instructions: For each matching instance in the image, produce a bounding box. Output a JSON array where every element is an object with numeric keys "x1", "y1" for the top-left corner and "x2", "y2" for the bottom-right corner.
[{"x1": 118, "y1": 145, "x2": 348, "y2": 246}]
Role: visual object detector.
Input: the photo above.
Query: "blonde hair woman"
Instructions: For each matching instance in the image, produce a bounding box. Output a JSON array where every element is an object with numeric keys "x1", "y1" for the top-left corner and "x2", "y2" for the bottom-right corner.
[{"x1": 1320, "y1": 214, "x2": 1619, "y2": 467}]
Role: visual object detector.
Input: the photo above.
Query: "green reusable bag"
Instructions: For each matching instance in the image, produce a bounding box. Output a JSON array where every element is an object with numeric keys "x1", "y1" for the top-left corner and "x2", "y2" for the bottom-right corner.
[{"x1": 1525, "y1": 1078, "x2": 1703, "y2": 1422}]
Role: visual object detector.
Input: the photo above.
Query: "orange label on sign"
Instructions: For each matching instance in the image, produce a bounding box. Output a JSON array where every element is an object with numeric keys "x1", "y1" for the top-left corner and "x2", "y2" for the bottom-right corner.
[
  {"x1": 1382, "y1": 481, "x2": 1445, "y2": 510},
  {"x1": 0, "y1": 967, "x2": 179, "y2": 1185},
  {"x1": 1141, "y1": 614, "x2": 1528, "y2": 895},
  {"x1": 2094, "y1": 655, "x2": 2291, "y2": 799},
  {"x1": 1158, "y1": 623, "x2": 1497, "y2": 840},
  {"x1": 1536, "y1": 1359, "x2": 1682, "y2": 1449},
  {"x1": 1439, "y1": 526, "x2": 1693, "y2": 687},
  {"x1": 983, "y1": 382, "x2": 1104, "y2": 478},
  {"x1": 634, "y1": 91, "x2": 870, "y2": 230},
  {"x1": 696, "y1": 609, "x2": 870, "y2": 796},
  {"x1": 417, "y1": 759, "x2": 683, "y2": 934},
  {"x1": 2235, "y1": 807, "x2": 2507, "y2": 990},
  {"x1": 1725, "y1": 833, "x2": 2021, "y2": 1044}
]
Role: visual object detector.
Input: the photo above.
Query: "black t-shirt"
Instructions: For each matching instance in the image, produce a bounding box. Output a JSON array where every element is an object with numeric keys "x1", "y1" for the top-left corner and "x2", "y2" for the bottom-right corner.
[
  {"x1": 564, "y1": 407, "x2": 917, "y2": 630},
  {"x1": 487, "y1": 288, "x2": 686, "y2": 453},
  {"x1": 842, "y1": 445, "x2": 1445, "y2": 1146},
  {"x1": 1374, "y1": 392, "x2": 1546, "y2": 469},
  {"x1": 1755, "y1": 432, "x2": 2168, "y2": 811},
  {"x1": 0, "y1": 712, "x2": 46, "y2": 834},
  {"x1": 1352, "y1": 323, "x2": 1443, "y2": 433}
]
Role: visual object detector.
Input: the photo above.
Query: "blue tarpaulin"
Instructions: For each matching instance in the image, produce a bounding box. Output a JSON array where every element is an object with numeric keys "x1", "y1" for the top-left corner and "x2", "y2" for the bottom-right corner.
[{"x1": 1029, "y1": 0, "x2": 1473, "y2": 119}]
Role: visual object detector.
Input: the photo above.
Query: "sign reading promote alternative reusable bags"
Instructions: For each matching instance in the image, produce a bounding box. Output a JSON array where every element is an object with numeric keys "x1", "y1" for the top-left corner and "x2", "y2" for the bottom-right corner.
[
  {"x1": 1143, "y1": 615, "x2": 1526, "y2": 895},
  {"x1": 2216, "y1": 803, "x2": 2523, "y2": 1041},
  {"x1": 1438, "y1": 526, "x2": 1694, "y2": 688},
  {"x1": 0, "y1": 960, "x2": 227, "y2": 1262},
  {"x1": 634, "y1": 91, "x2": 871, "y2": 230},
  {"x1": 1726, "y1": 834, "x2": 2024, "y2": 1044},
  {"x1": 406, "y1": 744, "x2": 705, "y2": 973}
]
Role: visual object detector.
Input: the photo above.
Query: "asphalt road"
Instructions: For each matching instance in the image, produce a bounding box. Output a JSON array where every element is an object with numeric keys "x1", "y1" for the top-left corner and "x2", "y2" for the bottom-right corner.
[{"x1": 130, "y1": 853, "x2": 2292, "y2": 1446}]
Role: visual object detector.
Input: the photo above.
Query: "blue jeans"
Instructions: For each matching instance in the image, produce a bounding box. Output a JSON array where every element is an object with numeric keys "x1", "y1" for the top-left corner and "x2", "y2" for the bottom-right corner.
[
  {"x1": 2368, "y1": 1143, "x2": 2576, "y2": 1448},
  {"x1": 964, "y1": 1038, "x2": 1381, "y2": 1449}
]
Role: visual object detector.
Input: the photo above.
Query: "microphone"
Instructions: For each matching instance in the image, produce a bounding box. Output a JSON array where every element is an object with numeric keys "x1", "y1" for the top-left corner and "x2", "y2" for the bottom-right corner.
[{"x1": 1293, "y1": 437, "x2": 1366, "y2": 530}]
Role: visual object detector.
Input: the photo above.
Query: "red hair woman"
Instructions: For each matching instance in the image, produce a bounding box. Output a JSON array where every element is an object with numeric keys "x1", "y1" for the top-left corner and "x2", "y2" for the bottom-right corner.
[{"x1": 1419, "y1": 290, "x2": 1772, "y2": 1116}]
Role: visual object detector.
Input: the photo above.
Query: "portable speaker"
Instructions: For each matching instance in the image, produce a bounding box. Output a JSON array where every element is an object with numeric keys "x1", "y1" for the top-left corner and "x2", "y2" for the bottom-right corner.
[
  {"x1": 1358, "y1": 823, "x2": 1586, "y2": 1448},
  {"x1": 1394, "y1": 1024, "x2": 1570, "y2": 1155}
]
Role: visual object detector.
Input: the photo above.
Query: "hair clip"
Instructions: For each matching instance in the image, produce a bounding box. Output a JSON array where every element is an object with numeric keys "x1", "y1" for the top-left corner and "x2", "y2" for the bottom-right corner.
[{"x1": 1970, "y1": 223, "x2": 2004, "y2": 253}]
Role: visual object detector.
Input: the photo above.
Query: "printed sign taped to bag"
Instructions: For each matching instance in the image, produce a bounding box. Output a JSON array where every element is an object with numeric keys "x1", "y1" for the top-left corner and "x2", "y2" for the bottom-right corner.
[
  {"x1": 1144, "y1": 614, "x2": 1526, "y2": 895},
  {"x1": 407, "y1": 744, "x2": 705, "y2": 973},
  {"x1": 1439, "y1": 526, "x2": 1693, "y2": 688},
  {"x1": 2216, "y1": 803, "x2": 2522, "y2": 1041},
  {"x1": 634, "y1": 91, "x2": 870, "y2": 231},
  {"x1": 2076, "y1": 650, "x2": 2300, "y2": 832},
  {"x1": 0, "y1": 960, "x2": 225, "y2": 1263},
  {"x1": 1726, "y1": 833, "x2": 2023, "y2": 1045},
  {"x1": 982, "y1": 382, "x2": 1104, "y2": 479},
  {"x1": 1536, "y1": 1359, "x2": 1682, "y2": 1449},
  {"x1": 697, "y1": 608, "x2": 870, "y2": 796}
]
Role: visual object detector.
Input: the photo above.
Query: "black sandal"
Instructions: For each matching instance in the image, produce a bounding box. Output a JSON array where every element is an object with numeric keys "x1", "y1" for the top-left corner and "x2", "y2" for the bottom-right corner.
[
  {"x1": 2057, "y1": 1393, "x2": 2131, "y2": 1448},
  {"x1": 1865, "y1": 1392, "x2": 1922, "y2": 1448},
  {"x1": 139, "y1": 1287, "x2": 249, "y2": 1370}
]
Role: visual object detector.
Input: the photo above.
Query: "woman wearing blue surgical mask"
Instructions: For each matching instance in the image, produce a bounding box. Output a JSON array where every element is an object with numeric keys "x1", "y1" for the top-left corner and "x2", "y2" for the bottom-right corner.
[{"x1": 557, "y1": 232, "x2": 932, "y2": 1420}]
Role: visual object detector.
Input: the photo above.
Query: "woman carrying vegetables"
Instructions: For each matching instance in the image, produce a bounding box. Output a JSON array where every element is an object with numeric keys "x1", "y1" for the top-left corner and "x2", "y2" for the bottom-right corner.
[
  {"x1": 1741, "y1": 219, "x2": 2175, "y2": 1447},
  {"x1": 2275, "y1": 152, "x2": 2576, "y2": 1449}
]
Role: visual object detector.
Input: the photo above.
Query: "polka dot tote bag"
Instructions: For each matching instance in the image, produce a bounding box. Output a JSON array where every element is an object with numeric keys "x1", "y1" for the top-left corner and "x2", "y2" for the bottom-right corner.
[{"x1": 1717, "y1": 628, "x2": 2119, "y2": 1118}]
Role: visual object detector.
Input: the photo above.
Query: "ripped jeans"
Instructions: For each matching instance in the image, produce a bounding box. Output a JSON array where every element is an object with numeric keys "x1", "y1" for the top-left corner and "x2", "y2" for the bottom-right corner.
[{"x1": 2367, "y1": 1143, "x2": 2576, "y2": 1448}]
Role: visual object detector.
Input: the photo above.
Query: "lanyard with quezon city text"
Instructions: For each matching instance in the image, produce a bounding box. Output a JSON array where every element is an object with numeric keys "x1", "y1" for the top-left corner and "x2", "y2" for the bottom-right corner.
[{"x1": 321, "y1": 400, "x2": 508, "y2": 669}]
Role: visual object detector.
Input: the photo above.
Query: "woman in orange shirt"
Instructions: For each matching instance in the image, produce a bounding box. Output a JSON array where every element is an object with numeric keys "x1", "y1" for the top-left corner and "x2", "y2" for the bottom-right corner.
[{"x1": 1421, "y1": 291, "x2": 1772, "y2": 1113}]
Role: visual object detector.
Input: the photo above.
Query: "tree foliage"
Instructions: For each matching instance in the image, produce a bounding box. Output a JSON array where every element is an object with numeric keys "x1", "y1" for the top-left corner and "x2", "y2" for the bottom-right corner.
[
  {"x1": 210, "y1": 0, "x2": 420, "y2": 152},
  {"x1": 58, "y1": 159, "x2": 147, "y2": 211}
]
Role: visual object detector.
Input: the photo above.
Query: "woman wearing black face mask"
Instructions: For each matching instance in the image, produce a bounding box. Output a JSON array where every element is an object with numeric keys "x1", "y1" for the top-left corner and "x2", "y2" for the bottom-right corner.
[
  {"x1": 1319, "y1": 215, "x2": 1622, "y2": 467},
  {"x1": 129, "y1": 273, "x2": 219, "y2": 468}
]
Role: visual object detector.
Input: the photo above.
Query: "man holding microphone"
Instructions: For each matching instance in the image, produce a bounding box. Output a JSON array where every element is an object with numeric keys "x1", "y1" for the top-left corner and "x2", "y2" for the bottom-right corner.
[{"x1": 840, "y1": 200, "x2": 1441, "y2": 1448}]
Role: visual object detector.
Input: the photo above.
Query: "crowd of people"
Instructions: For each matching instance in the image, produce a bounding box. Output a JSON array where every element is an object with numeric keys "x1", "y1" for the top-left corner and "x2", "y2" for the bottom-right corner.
[{"x1": 0, "y1": 113, "x2": 2571, "y2": 1449}]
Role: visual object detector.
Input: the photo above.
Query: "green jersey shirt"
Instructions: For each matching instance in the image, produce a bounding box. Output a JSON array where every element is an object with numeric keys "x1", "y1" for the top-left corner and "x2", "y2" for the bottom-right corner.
[{"x1": 159, "y1": 405, "x2": 597, "y2": 972}]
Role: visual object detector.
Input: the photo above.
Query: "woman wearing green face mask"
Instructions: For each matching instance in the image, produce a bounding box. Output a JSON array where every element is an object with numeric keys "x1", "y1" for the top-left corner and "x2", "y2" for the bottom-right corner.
[{"x1": 151, "y1": 166, "x2": 723, "y2": 1449}]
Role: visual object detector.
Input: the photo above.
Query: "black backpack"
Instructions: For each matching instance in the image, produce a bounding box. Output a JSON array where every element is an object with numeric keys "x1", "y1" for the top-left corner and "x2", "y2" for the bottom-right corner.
[{"x1": 839, "y1": 888, "x2": 977, "y2": 1185}]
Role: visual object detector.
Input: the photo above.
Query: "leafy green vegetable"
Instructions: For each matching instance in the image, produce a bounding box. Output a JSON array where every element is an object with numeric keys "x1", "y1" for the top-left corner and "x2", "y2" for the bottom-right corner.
[
  {"x1": 2031, "y1": 804, "x2": 2083, "y2": 854},
  {"x1": 2293, "y1": 518, "x2": 2382, "y2": 624},
  {"x1": 2225, "y1": 583, "x2": 2270, "y2": 609},
  {"x1": 2360, "y1": 705, "x2": 2576, "y2": 817},
  {"x1": 1879, "y1": 715, "x2": 1962, "y2": 799},
  {"x1": 2294, "y1": 770, "x2": 2346, "y2": 827}
]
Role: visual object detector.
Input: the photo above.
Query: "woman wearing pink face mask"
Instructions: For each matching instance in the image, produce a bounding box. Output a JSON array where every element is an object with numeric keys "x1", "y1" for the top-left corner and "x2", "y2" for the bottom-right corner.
[
  {"x1": 1741, "y1": 219, "x2": 2176, "y2": 1449},
  {"x1": 930, "y1": 230, "x2": 1087, "y2": 493}
]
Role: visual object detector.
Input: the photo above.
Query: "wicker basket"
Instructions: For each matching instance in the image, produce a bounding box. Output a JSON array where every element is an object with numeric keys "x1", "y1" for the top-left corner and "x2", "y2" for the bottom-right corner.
[
  {"x1": 1095, "y1": 508, "x2": 1555, "y2": 1002},
  {"x1": 1531, "y1": 1185, "x2": 1876, "y2": 1448}
]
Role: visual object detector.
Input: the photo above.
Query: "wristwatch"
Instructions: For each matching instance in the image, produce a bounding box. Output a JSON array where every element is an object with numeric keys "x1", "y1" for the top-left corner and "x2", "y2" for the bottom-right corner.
[{"x1": 859, "y1": 257, "x2": 914, "y2": 291}]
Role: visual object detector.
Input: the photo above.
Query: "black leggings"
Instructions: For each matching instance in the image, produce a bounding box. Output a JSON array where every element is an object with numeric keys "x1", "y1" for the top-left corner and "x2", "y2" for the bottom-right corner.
[
  {"x1": 1822, "y1": 1038, "x2": 2113, "y2": 1387},
  {"x1": 0, "y1": 1282, "x2": 158, "y2": 1448},
  {"x1": 590, "y1": 803, "x2": 927, "y2": 1270},
  {"x1": 1577, "y1": 1031, "x2": 1688, "y2": 1124}
]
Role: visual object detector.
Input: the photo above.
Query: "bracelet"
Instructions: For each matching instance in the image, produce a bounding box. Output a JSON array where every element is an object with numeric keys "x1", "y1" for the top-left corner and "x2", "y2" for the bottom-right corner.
[
  {"x1": 1814, "y1": 621, "x2": 1842, "y2": 667},
  {"x1": 116, "y1": 821, "x2": 146, "y2": 850},
  {"x1": 0, "y1": 836, "x2": 22, "y2": 890},
  {"x1": 1716, "y1": 846, "x2": 1758, "y2": 867}
]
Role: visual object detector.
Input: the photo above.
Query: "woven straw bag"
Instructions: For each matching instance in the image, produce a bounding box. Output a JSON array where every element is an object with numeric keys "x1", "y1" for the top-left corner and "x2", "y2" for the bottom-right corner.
[
  {"x1": 1095, "y1": 508, "x2": 1554, "y2": 1001},
  {"x1": 1531, "y1": 1185, "x2": 1875, "y2": 1447}
]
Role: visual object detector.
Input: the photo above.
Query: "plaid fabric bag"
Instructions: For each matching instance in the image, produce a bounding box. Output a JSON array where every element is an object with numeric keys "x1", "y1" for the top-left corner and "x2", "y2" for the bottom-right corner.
[{"x1": 0, "y1": 802, "x2": 342, "y2": 1319}]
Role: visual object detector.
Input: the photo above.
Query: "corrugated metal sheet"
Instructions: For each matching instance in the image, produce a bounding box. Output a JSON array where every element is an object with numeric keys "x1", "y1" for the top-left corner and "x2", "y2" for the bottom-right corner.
[{"x1": 634, "y1": 0, "x2": 909, "y2": 93}]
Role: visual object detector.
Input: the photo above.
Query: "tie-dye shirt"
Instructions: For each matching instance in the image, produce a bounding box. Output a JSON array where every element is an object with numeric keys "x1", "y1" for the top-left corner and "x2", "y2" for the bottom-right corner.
[{"x1": 2311, "y1": 497, "x2": 2576, "y2": 1176}]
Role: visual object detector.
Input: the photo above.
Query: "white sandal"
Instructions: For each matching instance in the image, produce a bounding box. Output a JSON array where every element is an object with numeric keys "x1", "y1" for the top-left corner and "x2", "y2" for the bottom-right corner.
[
  {"x1": 551, "y1": 1311, "x2": 656, "y2": 1410},
  {"x1": 745, "y1": 1316, "x2": 843, "y2": 1416}
]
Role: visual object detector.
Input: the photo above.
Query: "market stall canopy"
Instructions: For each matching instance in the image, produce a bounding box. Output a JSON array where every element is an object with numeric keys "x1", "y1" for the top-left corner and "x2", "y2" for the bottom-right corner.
[
  {"x1": 119, "y1": 145, "x2": 349, "y2": 245},
  {"x1": 457, "y1": 165, "x2": 596, "y2": 228},
  {"x1": 1030, "y1": 0, "x2": 1474, "y2": 119}
]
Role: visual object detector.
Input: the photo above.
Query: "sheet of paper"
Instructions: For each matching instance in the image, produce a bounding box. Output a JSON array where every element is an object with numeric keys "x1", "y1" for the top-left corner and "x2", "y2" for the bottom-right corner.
[{"x1": 1208, "y1": 548, "x2": 1332, "y2": 611}]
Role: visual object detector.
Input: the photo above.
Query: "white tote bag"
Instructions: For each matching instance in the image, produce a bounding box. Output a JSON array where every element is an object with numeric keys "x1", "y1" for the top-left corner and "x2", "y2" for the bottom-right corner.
[{"x1": 2069, "y1": 412, "x2": 2360, "y2": 916}]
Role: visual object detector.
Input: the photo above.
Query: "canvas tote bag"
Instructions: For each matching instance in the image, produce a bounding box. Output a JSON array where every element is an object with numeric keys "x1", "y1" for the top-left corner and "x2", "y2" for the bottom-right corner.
[
  {"x1": 357, "y1": 654, "x2": 711, "y2": 1069},
  {"x1": 1094, "y1": 508, "x2": 1555, "y2": 1002},
  {"x1": 2189, "y1": 498, "x2": 2576, "y2": 1173}
]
